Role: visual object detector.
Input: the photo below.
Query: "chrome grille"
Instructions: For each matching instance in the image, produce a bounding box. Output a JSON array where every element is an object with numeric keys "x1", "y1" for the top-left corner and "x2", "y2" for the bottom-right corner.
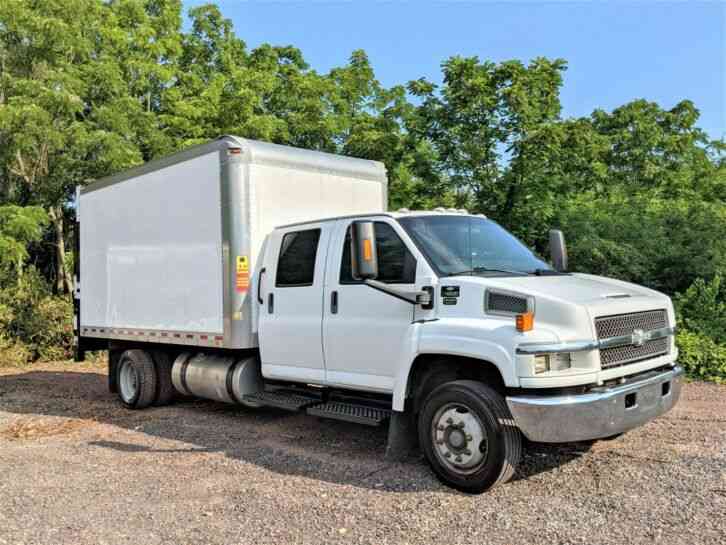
[{"x1": 595, "y1": 310, "x2": 669, "y2": 369}]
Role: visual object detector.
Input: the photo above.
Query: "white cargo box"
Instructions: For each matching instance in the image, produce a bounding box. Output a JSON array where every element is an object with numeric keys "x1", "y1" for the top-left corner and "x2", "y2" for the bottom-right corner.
[{"x1": 79, "y1": 136, "x2": 387, "y2": 349}]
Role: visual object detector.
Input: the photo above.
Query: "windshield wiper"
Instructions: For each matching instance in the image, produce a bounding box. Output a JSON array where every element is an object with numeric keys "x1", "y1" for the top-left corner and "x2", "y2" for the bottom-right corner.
[
  {"x1": 530, "y1": 268, "x2": 567, "y2": 276},
  {"x1": 446, "y1": 266, "x2": 527, "y2": 277}
]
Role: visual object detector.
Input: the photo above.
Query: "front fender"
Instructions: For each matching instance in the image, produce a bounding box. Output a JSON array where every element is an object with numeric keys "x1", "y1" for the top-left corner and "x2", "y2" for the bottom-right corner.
[{"x1": 392, "y1": 318, "x2": 520, "y2": 411}]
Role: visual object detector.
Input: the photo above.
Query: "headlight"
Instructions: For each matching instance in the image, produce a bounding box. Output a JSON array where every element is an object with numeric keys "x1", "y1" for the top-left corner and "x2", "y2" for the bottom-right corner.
[{"x1": 533, "y1": 353, "x2": 572, "y2": 374}]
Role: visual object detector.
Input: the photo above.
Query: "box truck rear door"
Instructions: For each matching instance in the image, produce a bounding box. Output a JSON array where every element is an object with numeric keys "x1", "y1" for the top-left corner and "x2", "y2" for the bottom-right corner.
[{"x1": 258, "y1": 222, "x2": 332, "y2": 383}]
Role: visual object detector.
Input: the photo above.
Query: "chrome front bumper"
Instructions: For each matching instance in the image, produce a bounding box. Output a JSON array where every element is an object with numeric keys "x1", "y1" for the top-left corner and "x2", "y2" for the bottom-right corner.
[{"x1": 506, "y1": 365, "x2": 684, "y2": 443}]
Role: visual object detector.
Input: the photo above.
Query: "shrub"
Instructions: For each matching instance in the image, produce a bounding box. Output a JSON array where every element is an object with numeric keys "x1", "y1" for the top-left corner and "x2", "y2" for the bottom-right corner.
[
  {"x1": 0, "y1": 335, "x2": 33, "y2": 367},
  {"x1": 676, "y1": 329, "x2": 726, "y2": 384},
  {"x1": 555, "y1": 193, "x2": 726, "y2": 295},
  {"x1": 0, "y1": 270, "x2": 73, "y2": 363},
  {"x1": 674, "y1": 275, "x2": 726, "y2": 344}
]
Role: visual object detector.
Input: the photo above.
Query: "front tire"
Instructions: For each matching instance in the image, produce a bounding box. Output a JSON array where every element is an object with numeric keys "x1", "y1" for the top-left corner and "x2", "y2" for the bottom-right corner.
[
  {"x1": 418, "y1": 380, "x2": 521, "y2": 493},
  {"x1": 117, "y1": 349, "x2": 157, "y2": 409}
]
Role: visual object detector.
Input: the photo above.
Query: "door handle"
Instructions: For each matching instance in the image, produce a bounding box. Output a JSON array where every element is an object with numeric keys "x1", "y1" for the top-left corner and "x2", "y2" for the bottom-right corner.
[
  {"x1": 268, "y1": 293, "x2": 274, "y2": 314},
  {"x1": 331, "y1": 290, "x2": 338, "y2": 314},
  {"x1": 257, "y1": 267, "x2": 266, "y2": 305}
]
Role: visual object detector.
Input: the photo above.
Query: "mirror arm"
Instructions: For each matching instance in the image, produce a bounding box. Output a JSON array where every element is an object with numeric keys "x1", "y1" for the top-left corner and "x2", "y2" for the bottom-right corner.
[{"x1": 364, "y1": 279, "x2": 432, "y2": 306}]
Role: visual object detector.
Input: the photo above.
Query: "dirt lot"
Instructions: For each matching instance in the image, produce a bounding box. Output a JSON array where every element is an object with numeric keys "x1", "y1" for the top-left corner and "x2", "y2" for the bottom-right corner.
[{"x1": 0, "y1": 361, "x2": 724, "y2": 545}]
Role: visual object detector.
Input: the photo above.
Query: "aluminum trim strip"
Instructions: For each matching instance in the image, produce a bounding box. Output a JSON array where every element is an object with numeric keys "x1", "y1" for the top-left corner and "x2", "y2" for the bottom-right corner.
[
  {"x1": 80, "y1": 326, "x2": 226, "y2": 347},
  {"x1": 516, "y1": 326, "x2": 676, "y2": 355},
  {"x1": 516, "y1": 340, "x2": 599, "y2": 355},
  {"x1": 598, "y1": 326, "x2": 676, "y2": 349}
]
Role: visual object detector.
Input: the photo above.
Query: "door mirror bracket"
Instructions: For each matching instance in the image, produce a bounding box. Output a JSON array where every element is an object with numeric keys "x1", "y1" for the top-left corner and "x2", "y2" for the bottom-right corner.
[{"x1": 351, "y1": 220, "x2": 430, "y2": 306}]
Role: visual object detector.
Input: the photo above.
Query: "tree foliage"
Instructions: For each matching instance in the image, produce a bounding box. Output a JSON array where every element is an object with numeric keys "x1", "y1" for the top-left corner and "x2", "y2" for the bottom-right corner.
[
  {"x1": 0, "y1": 204, "x2": 47, "y2": 281},
  {"x1": 0, "y1": 1, "x2": 724, "y2": 377}
]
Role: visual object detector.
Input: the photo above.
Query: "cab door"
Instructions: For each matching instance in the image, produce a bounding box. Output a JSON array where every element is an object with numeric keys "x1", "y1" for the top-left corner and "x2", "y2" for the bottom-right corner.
[
  {"x1": 258, "y1": 222, "x2": 332, "y2": 383},
  {"x1": 322, "y1": 219, "x2": 418, "y2": 392}
]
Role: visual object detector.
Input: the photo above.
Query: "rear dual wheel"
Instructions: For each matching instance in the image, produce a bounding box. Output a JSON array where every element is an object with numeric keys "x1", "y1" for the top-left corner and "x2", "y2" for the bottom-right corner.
[
  {"x1": 117, "y1": 349, "x2": 157, "y2": 409},
  {"x1": 117, "y1": 349, "x2": 175, "y2": 409},
  {"x1": 418, "y1": 380, "x2": 521, "y2": 494}
]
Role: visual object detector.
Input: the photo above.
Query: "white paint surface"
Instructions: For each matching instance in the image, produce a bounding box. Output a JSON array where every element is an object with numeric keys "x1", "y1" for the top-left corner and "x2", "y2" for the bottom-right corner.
[{"x1": 81, "y1": 152, "x2": 224, "y2": 333}]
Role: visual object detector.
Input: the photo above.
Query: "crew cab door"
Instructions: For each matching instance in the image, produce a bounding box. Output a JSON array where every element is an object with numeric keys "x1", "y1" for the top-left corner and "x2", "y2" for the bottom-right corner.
[
  {"x1": 258, "y1": 222, "x2": 332, "y2": 383},
  {"x1": 322, "y1": 219, "x2": 417, "y2": 392}
]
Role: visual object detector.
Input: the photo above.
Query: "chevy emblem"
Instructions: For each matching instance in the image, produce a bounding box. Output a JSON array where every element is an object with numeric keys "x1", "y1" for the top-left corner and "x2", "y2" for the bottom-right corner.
[{"x1": 632, "y1": 328, "x2": 646, "y2": 347}]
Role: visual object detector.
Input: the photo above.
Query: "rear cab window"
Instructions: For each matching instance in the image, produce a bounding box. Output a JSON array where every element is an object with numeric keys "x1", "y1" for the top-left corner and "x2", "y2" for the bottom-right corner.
[{"x1": 276, "y1": 229, "x2": 321, "y2": 287}]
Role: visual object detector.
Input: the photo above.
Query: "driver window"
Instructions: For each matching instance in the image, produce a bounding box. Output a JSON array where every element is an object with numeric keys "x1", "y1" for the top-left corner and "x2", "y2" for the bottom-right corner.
[{"x1": 340, "y1": 222, "x2": 416, "y2": 284}]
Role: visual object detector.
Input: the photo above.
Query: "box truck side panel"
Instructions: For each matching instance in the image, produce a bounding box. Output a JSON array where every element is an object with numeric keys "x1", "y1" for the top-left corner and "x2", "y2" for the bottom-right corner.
[
  {"x1": 80, "y1": 151, "x2": 225, "y2": 335},
  {"x1": 249, "y1": 164, "x2": 386, "y2": 259}
]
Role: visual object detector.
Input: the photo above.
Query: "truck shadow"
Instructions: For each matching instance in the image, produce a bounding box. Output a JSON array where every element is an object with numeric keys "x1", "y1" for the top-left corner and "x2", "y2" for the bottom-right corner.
[{"x1": 0, "y1": 370, "x2": 591, "y2": 493}]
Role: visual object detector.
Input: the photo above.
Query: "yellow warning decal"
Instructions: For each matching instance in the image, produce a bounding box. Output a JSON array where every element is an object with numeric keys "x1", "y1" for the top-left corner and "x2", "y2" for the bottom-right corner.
[
  {"x1": 235, "y1": 255, "x2": 250, "y2": 293},
  {"x1": 236, "y1": 255, "x2": 249, "y2": 273}
]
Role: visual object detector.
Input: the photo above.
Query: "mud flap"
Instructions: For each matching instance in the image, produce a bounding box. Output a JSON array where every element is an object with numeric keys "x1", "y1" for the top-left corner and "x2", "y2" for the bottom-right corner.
[{"x1": 385, "y1": 410, "x2": 419, "y2": 461}]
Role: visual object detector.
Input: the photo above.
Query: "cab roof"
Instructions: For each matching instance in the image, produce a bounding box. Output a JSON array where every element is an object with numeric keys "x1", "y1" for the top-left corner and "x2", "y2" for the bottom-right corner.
[{"x1": 276, "y1": 208, "x2": 486, "y2": 230}]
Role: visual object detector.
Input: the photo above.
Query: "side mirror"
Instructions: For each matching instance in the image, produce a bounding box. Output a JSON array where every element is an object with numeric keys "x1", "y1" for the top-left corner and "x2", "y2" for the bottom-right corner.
[
  {"x1": 549, "y1": 229, "x2": 568, "y2": 272},
  {"x1": 351, "y1": 221, "x2": 378, "y2": 280}
]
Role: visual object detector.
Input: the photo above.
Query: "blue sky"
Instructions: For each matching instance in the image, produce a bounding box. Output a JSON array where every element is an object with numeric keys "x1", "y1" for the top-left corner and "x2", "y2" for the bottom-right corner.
[{"x1": 184, "y1": 1, "x2": 725, "y2": 139}]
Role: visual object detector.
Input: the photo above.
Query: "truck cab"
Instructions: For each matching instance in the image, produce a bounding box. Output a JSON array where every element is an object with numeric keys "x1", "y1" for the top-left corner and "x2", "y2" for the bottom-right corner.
[{"x1": 252, "y1": 209, "x2": 682, "y2": 492}]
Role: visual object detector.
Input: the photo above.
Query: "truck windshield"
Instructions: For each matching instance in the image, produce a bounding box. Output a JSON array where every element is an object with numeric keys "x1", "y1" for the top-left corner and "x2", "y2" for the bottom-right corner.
[{"x1": 398, "y1": 215, "x2": 551, "y2": 276}]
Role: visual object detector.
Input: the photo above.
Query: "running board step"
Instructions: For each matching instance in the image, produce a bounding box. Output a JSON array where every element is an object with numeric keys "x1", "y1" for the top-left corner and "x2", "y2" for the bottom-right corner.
[
  {"x1": 242, "y1": 391, "x2": 321, "y2": 412},
  {"x1": 307, "y1": 402, "x2": 392, "y2": 426}
]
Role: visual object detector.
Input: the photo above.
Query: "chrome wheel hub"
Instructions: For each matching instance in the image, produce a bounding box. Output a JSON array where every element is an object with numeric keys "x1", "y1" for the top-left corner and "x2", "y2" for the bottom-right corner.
[
  {"x1": 119, "y1": 360, "x2": 138, "y2": 403},
  {"x1": 432, "y1": 404, "x2": 488, "y2": 473}
]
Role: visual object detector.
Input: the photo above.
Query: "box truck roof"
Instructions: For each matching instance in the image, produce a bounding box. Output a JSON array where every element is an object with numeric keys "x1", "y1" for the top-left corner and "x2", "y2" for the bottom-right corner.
[{"x1": 81, "y1": 135, "x2": 387, "y2": 196}]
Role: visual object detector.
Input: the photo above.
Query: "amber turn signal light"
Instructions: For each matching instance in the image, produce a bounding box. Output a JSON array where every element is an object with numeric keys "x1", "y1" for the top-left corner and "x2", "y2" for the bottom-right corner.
[
  {"x1": 363, "y1": 238, "x2": 373, "y2": 261},
  {"x1": 516, "y1": 312, "x2": 534, "y2": 332}
]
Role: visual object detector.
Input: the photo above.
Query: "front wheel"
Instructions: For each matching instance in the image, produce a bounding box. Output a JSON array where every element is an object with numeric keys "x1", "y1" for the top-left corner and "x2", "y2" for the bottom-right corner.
[{"x1": 418, "y1": 380, "x2": 521, "y2": 493}]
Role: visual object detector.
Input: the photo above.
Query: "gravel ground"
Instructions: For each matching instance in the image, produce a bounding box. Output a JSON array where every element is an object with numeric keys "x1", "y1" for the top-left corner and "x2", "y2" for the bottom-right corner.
[{"x1": 0, "y1": 361, "x2": 724, "y2": 545}]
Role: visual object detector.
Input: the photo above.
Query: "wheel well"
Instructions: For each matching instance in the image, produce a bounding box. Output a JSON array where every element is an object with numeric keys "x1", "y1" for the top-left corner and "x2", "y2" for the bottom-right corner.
[{"x1": 406, "y1": 354, "x2": 506, "y2": 415}]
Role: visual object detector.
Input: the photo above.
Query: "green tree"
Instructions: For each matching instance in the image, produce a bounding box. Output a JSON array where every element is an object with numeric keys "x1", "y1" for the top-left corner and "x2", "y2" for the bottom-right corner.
[
  {"x1": 555, "y1": 192, "x2": 726, "y2": 294},
  {"x1": 0, "y1": 205, "x2": 47, "y2": 282},
  {"x1": 0, "y1": 0, "x2": 182, "y2": 292},
  {"x1": 590, "y1": 99, "x2": 725, "y2": 201},
  {"x1": 407, "y1": 56, "x2": 569, "y2": 242}
]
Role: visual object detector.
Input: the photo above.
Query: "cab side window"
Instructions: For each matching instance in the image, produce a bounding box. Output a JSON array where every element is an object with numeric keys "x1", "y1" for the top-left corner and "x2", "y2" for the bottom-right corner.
[
  {"x1": 276, "y1": 229, "x2": 321, "y2": 287},
  {"x1": 340, "y1": 222, "x2": 416, "y2": 284}
]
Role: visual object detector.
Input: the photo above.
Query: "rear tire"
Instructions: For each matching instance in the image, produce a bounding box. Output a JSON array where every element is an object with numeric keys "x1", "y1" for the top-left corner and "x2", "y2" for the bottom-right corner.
[
  {"x1": 151, "y1": 350, "x2": 176, "y2": 406},
  {"x1": 418, "y1": 380, "x2": 521, "y2": 493},
  {"x1": 117, "y1": 349, "x2": 157, "y2": 409}
]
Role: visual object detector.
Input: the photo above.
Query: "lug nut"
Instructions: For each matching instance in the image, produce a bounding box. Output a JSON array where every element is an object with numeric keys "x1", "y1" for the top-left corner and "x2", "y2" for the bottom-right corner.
[
  {"x1": 455, "y1": 456, "x2": 462, "y2": 463},
  {"x1": 446, "y1": 418, "x2": 453, "y2": 424},
  {"x1": 464, "y1": 449, "x2": 472, "y2": 456},
  {"x1": 466, "y1": 434, "x2": 472, "y2": 441},
  {"x1": 444, "y1": 451, "x2": 451, "y2": 458},
  {"x1": 437, "y1": 425, "x2": 445, "y2": 431}
]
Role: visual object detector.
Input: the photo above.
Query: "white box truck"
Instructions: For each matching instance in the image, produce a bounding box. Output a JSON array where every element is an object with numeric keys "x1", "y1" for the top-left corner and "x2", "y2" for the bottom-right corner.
[{"x1": 75, "y1": 135, "x2": 683, "y2": 493}]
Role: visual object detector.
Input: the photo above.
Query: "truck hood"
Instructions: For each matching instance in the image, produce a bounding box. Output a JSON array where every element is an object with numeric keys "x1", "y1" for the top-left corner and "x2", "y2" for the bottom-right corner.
[
  {"x1": 483, "y1": 273, "x2": 665, "y2": 305},
  {"x1": 444, "y1": 272, "x2": 675, "y2": 342}
]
